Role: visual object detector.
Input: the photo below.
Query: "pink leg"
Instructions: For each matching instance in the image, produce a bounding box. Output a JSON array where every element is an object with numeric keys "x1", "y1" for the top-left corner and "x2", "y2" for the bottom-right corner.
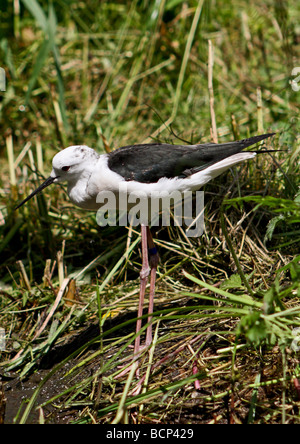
[
  {"x1": 117, "y1": 226, "x2": 158, "y2": 379},
  {"x1": 145, "y1": 227, "x2": 159, "y2": 346},
  {"x1": 134, "y1": 224, "x2": 150, "y2": 355}
]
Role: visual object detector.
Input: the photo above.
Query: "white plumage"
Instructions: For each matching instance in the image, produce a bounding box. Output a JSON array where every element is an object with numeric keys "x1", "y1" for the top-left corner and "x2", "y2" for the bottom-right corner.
[{"x1": 15, "y1": 133, "x2": 274, "y2": 362}]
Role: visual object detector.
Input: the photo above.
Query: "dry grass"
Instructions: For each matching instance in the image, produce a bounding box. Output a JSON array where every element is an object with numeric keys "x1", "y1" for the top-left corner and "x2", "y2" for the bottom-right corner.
[{"x1": 0, "y1": 0, "x2": 299, "y2": 424}]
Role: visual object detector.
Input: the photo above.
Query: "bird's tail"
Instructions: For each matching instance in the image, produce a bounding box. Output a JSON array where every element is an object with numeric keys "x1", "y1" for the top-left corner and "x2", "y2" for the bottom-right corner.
[{"x1": 236, "y1": 132, "x2": 276, "y2": 150}]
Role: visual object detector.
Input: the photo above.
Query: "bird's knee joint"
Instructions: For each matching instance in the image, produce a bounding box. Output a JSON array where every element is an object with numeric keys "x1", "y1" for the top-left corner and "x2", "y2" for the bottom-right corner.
[
  {"x1": 149, "y1": 254, "x2": 159, "y2": 269},
  {"x1": 140, "y1": 267, "x2": 150, "y2": 280},
  {"x1": 148, "y1": 247, "x2": 159, "y2": 268}
]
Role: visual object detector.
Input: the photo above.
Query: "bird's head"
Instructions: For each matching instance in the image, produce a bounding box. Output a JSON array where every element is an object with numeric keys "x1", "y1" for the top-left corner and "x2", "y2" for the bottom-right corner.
[
  {"x1": 51, "y1": 145, "x2": 99, "y2": 183},
  {"x1": 15, "y1": 145, "x2": 99, "y2": 209}
]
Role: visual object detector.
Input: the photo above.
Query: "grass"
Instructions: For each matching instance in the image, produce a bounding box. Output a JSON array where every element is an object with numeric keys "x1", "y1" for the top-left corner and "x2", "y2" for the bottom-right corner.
[{"x1": 0, "y1": 0, "x2": 299, "y2": 424}]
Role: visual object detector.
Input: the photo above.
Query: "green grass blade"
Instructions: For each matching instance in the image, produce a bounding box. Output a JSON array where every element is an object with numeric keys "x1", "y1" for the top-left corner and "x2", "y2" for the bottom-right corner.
[{"x1": 21, "y1": 0, "x2": 48, "y2": 31}]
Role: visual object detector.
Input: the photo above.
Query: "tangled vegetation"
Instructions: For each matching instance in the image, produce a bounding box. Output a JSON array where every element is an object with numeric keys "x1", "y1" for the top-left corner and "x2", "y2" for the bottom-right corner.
[{"x1": 0, "y1": 0, "x2": 299, "y2": 424}]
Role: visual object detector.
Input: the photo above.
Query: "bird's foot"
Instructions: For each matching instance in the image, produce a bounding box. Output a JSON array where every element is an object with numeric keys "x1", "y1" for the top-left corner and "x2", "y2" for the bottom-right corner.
[{"x1": 115, "y1": 342, "x2": 150, "y2": 380}]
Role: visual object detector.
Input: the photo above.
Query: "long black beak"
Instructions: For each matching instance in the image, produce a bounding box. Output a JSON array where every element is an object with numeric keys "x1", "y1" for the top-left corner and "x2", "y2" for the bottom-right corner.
[{"x1": 14, "y1": 176, "x2": 58, "y2": 210}]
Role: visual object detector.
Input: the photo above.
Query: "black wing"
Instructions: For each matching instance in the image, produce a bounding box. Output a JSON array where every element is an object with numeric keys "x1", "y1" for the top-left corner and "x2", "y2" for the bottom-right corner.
[{"x1": 107, "y1": 133, "x2": 274, "y2": 183}]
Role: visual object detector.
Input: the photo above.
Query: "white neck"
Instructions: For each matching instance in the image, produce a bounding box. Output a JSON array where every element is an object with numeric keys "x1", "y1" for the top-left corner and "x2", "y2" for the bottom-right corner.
[{"x1": 67, "y1": 167, "x2": 98, "y2": 209}]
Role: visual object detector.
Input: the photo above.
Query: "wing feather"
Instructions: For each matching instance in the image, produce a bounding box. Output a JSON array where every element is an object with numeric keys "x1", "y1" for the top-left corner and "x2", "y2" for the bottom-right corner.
[{"x1": 107, "y1": 133, "x2": 274, "y2": 183}]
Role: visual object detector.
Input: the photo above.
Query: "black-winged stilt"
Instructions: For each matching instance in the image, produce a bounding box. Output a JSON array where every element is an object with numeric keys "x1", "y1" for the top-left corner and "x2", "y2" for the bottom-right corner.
[{"x1": 15, "y1": 132, "x2": 275, "y2": 358}]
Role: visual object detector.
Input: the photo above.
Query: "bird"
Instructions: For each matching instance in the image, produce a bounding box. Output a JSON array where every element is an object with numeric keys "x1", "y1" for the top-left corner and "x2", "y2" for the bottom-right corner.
[{"x1": 15, "y1": 132, "x2": 275, "y2": 359}]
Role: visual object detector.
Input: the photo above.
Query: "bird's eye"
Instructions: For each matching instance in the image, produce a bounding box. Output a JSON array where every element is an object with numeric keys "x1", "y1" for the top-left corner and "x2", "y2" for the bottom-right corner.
[{"x1": 61, "y1": 166, "x2": 71, "y2": 172}]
